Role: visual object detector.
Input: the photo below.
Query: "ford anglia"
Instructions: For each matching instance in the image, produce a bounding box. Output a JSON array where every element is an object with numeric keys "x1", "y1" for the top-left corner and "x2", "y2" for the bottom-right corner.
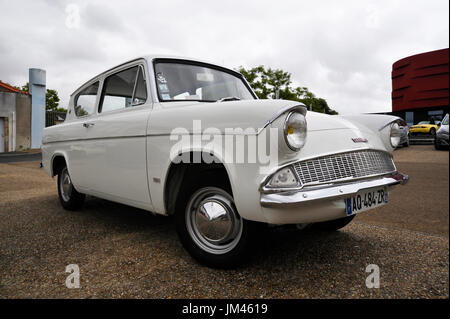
[{"x1": 42, "y1": 55, "x2": 408, "y2": 267}]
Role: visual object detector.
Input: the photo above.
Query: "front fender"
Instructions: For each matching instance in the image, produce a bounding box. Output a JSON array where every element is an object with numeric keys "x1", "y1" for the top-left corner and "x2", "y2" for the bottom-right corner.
[{"x1": 336, "y1": 114, "x2": 401, "y2": 152}]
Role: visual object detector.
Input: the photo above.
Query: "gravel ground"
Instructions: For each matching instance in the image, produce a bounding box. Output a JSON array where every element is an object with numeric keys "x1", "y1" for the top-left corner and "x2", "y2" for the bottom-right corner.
[
  {"x1": 355, "y1": 145, "x2": 449, "y2": 236},
  {"x1": 0, "y1": 145, "x2": 448, "y2": 298}
]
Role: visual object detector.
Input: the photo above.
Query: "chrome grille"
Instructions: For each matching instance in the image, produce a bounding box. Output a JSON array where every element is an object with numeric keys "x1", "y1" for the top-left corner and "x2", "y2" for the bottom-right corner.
[{"x1": 293, "y1": 150, "x2": 396, "y2": 186}]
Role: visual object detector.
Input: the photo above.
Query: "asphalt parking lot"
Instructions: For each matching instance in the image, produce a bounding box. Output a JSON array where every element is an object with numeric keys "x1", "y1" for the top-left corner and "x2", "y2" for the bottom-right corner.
[{"x1": 0, "y1": 145, "x2": 448, "y2": 298}]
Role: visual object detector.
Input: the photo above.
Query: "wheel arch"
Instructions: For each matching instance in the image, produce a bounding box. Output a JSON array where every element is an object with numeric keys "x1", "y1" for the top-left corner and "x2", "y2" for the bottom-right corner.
[
  {"x1": 50, "y1": 152, "x2": 69, "y2": 177},
  {"x1": 163, "y1": 151, "x2": 235, "y2": 216}
]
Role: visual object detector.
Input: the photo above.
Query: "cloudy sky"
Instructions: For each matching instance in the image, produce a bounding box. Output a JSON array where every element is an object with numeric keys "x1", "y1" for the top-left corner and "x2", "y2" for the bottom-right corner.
[{"x1": 0, "y1": 0, "x2": 448, "y2": 114}]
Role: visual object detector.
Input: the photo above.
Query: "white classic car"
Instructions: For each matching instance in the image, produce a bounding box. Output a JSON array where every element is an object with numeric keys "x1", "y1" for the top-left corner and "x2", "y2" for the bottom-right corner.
[{"x1": 42, "y1": 55, "x2": 408, "y2": 268}]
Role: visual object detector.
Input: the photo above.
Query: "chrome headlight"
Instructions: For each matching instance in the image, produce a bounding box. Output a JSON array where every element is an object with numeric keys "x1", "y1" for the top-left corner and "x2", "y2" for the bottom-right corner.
[
  {"x1": 390, "y1": 122, "x2": 401, "y2": 148},
  {"x1": 284, "y1": 111, "x2": 307, "y2": 151}
]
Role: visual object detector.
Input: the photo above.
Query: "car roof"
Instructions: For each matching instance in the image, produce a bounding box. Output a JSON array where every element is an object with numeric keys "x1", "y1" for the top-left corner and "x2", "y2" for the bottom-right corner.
[{"x1": 71, "y1": 54, "x2": 240, "y2": 97}]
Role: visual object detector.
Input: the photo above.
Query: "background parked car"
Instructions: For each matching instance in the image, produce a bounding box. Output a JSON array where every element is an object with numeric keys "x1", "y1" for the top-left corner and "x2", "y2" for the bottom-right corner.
[
  {"x1": 435, "y1": 113, "x2": 449, "y2": 150},
  {"x1": 409, "y1": 120, "x2": 440, "y2": 136}
]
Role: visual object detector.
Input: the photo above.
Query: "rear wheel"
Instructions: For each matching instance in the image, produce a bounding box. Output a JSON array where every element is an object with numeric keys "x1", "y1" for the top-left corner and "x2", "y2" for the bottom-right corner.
[
  {"x1": 58, "y1": 166, "x2": 85, "y2": 210},
  {"x1": 314, "y1": 215, "x2": 355, "y2": 231},
  {"x1": 175, "y1": 180, "x2": 258, "y2": 268},
  {"x1": 430, "y1": 128, "x2": 436, "y2": 136}
]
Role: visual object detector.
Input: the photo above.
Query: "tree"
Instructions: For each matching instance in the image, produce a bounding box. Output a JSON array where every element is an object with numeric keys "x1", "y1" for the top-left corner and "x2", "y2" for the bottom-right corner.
[
  {"x1": 21, "y1": 83, "x2": 29, "y2": 92},
  {"x1": 237, "y1": 65, "x2": 291, "y2": 99},
  {"x1": 46, "y1": 89, "x2": 60, "y2": 111},
  {"x1": 21, "y1": 83, "x2": 66, "y2": 112},
  {"x1": 237, "y1": 66, "x2": 338, "y2": 115}
]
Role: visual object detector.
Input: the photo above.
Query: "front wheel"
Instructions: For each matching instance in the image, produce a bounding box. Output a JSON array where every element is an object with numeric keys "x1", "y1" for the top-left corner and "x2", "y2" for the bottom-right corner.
[
  {"x1": 175, "y1": 186, "x2": 256, "y2": 268},
  {"x1": 58, "y1": 166, "x2": 85, "y2": 210},
  {"x1": 313, "y1": 215, "x2": 355, "y2": 231}
]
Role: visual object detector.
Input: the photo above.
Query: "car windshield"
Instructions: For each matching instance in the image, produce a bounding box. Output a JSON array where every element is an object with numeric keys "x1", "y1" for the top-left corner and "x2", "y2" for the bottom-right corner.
[
  {"x1": 154, "y1": 61, "x2": 255, "y2": 102},
  {"x1": 417, "y1": 121, "x2": 430, "y2": 124},
  {"x1": 442, "y1": 115, "x2": 449, "y2": 125}
]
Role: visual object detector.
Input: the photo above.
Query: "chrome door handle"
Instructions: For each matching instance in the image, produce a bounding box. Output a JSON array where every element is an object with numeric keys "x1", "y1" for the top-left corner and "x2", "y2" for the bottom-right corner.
[{"x1": 83, "y1": 122, "x2": 95, "y2": 128}]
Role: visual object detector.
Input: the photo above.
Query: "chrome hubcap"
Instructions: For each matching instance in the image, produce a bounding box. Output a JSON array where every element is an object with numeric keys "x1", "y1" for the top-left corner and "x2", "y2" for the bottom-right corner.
[
  {"x1": 60, "y1": 168, "x2": 72, "y2": 202},
  {"x1": 186, "y1": 188, "x2": 243, "y2": 255},
  {"x1": 196, "y1": 200, "x2": 233, "y2": 242}
]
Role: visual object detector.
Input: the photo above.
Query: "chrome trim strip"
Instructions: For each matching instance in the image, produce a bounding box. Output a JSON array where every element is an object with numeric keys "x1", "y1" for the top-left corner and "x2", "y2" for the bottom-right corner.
[
  {"x1": 257, "y1": 104, "x2": 307, "y2": 134},
  {"x1": 42, "y1": 128, "x2": 269, "y2": 144},
  {"x1": 260, "y1": 173, "x2": 408, "y2": 208},
  {"x1": 379, "y1": 117, "x2": 401, "y2": 131},
  {"x1": 42, "y1": 134, "x2": 146, "y2": 145},
  {"x1": 260, "y1": 171, "x2": 397, "y2": 194}
]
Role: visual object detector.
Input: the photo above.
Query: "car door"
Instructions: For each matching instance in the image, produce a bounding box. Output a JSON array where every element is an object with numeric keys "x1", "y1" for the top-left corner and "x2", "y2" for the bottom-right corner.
[
  {"x1": 66, "y1": 80, "x2": 100, "y2": 190},
  {"x1": 81, "y1": 62, "x2": 153, "y2": 210}
]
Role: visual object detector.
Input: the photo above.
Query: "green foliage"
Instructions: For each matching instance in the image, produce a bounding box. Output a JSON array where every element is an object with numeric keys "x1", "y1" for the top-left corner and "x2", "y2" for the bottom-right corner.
[
  {"x1": 238, "y1": 66, "x2": 291, "y2": 99},
  {"x1": 46, "y1": 89, "x2": 60, "y2": 111},
  {"x1": 21, "y1": 83, "x2": 29, "y2": 92},
  {"x1": 21, "y1": 83, "x2": 66, "y2": 112},
  {"x1": 74, "y1": 106, "x2": 88, "y2": 116},
  {"x1": 237, "y1": 66, "x2": 338, "y2": 115}
]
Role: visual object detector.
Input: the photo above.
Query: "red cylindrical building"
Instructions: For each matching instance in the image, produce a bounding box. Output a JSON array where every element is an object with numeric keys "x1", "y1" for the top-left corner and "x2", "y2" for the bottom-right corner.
[{"x1": 391, "y1": 48, "x2": 449, "y2": 125}]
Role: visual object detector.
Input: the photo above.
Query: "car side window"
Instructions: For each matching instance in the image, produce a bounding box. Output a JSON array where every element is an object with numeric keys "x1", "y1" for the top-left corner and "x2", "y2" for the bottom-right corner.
[
  {"x1": 100, "y1": 66, "x2": 137, "y2": 113},
  {"x1": 132, "y1": 66, "x2": 147, "y2": 106},
  {"x1": 99, "y1": 65, "x2": 148, "y2": 113},
  {"x1": 75, "y1": 81, "x2": 99, "y2": 117}
]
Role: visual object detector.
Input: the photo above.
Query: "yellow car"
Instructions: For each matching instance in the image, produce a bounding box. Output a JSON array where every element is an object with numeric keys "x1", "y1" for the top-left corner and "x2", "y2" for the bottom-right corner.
[{"x1": 409, "y1": 121, "x2": 440, "y2": 135}]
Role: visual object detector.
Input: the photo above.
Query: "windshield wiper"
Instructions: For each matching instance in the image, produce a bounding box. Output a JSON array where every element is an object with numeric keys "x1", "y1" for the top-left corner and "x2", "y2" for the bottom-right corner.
[{"x1": 217, "y1": 96, "x2": 241, "y2": 102}]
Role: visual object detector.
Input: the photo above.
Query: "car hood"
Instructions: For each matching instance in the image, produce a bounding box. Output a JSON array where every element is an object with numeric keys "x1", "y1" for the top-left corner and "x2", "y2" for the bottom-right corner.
[
  {"x1": 148, "y1": 99, "x2": 356, "y2": 135},
  {"x1": 148, "y1": 100, "x2": 396, "y2": 169},
  {"x1": 149, "y1": 99, "x2": 308, "y2": 134}
]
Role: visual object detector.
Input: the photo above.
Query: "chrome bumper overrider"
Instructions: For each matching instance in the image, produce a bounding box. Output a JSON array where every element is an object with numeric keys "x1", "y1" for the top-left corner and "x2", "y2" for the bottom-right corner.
[{"x1": 260, "y1": 173, "x2": 408, "y2": 208}]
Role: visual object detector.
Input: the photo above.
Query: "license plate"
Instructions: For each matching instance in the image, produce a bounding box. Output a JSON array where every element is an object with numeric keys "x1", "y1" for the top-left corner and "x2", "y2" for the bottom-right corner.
[{"x1": 345, "y1": 186, "x2": 388, "y2": 216}]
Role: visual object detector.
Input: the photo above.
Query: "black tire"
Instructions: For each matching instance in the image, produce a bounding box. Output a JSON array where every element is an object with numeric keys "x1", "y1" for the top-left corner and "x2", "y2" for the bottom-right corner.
[
  {"x1": 175, "y1": 173, "x2": 259, "y2": 268},
  {"x1": 403, "y1": 141, "x2": 409, "y2": 147},
  {"x1": 435, "y1": 139, "x2": 442, "y2": 150},
  {"x1": 313, "y1": 215, "x2": 355, "y2": 231},
  {"x1": 430, "y1": 128, "x2": 436, "y2": 136},
  {"x1": 57, "y1": 166, "x2": 85, "y2": 210}
]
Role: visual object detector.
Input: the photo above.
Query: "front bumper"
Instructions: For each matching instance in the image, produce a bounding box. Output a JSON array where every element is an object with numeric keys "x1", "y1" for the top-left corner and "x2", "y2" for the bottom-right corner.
[{"x1": 259, "y1": 173, "x2": 408, "y2": 224}]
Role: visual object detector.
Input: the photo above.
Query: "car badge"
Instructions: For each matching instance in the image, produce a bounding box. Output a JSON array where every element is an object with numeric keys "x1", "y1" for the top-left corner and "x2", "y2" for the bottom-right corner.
[{"x1": 352, "y1": 137, "x2": 368, "y2": 143}]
